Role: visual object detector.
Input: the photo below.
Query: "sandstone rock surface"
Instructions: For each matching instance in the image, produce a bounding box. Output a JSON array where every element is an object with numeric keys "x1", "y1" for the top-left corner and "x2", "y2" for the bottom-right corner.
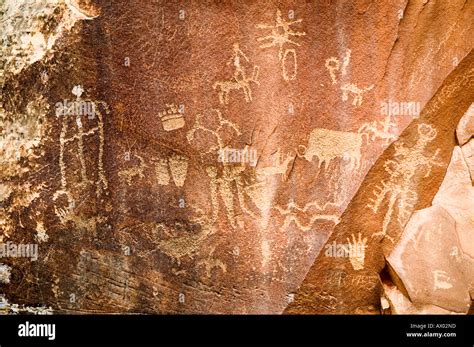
[{"x1": 1, "y1": 0, "x2": 473, "y2": 314}]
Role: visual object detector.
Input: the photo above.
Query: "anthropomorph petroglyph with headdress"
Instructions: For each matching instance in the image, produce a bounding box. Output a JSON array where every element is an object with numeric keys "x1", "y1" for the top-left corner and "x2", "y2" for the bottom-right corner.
[
  {"x1": 53, "y1": 85, "x2": 109, "y2": 221},
  {"x1": 368, "y1": 124, "x2": 443, "y2": 242}
]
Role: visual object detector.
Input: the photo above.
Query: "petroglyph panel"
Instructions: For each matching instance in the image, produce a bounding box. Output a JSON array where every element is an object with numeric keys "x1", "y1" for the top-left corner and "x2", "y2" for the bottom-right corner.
[{"x1": 1, "y1": 0, "x2": 473, "y2": 316}]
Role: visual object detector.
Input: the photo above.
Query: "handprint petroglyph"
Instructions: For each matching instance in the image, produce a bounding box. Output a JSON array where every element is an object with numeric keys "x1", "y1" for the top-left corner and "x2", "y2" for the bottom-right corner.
[{"x1": 343, "y1": 233, "x2": 368, "y2": 271}]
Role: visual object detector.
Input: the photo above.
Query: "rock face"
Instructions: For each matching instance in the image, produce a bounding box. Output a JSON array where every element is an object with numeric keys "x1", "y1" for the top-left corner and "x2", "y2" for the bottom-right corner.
[{"x1": 0, "y1": 0, "x2": 473, "y2": 314}]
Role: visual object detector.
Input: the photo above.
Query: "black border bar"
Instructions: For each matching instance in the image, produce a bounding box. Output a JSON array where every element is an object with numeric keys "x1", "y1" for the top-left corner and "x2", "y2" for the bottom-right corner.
[{"x1": 0, "y1": 314, "x2": 472, "y2": 345}]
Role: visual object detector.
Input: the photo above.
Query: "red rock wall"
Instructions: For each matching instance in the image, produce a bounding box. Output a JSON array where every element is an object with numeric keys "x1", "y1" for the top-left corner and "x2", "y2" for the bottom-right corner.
[{"x1": 0, "y1": 0, "x2": 473, "y2": 314}]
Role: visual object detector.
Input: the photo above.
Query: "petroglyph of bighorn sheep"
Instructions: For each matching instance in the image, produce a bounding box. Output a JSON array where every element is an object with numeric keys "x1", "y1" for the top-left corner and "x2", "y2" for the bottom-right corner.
[
  {"x1": 213, "y1": 43, "x2": 260, "y2": 105},
  {"x1": 256, "y1": 9, "x2": 306, "y2": 81},
  {"x1": 368, "y1": 124, "x2": 443, "y2": 242}
]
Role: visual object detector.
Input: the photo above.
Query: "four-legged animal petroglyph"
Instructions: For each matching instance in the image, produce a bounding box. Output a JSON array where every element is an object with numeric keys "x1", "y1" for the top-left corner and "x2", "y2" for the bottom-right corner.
[
  {"x1": 256, "y1": 9, "x2": 306, "y2": 81},
  {"x1": 297, "y1": 128, "x2": 364, "y2": 172},
  {"x1": 213, "y1": 43, "x2": 260, "y2": 105},
  {"x1": 368, "y1": 124, "x2": 443, "y2": 242},
  {"x1": 118, "y1": 154, "x2": 147, "y2": 186},
  {"x1": 341, "y1": 83, "x2": 374, "y2": 107},
  {"x1": 297, "y1": 122, "x2": 400, "y2": 176},
  {"x1": 357, "y1": 115, "x2": 398, "y2": 144},
  {"x1": 256, "y1": 149, "x2": 295, "y2": 182},
  {"x1": 325, "y1": 48, "x2": 373, "y2": 107},
  {"x1": 273, "y1": 199, "x2": 340, "y2": 232}
]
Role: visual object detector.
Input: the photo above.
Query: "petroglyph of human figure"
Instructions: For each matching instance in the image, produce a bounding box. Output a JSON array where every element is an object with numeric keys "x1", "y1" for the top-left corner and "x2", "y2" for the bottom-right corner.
[
  {"x1": 325, "y1": 48, "x2": 373, "y2": 107},
  {"x1": 256, "y1": 9, "x2": 306, "y2": 81},
  {"x1": 213, "y1": 43, "x2": 260, "y2": 105},
  {"x1": 206, "y1": 164, "x2": 260, "y2": 229},
  {"x1": 273, "y1": 199, "x2": 340, "y2": 232},
  {"x1": 186, "y1": 109, "x2": 241, "y2": 157},
  {"x1": 53, "y1": 85, "x2": 108, "y2": 217},
  {"x1": 187, "y1": 109, "x2": 258, "y2": 228},
  {"x1": 368, "y1": 124, "x2": 443, "y2": 242}
]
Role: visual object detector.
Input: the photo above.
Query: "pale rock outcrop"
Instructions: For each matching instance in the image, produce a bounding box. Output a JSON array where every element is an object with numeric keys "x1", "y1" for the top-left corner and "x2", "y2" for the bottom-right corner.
[
  {"x1": 381, "y1": 282, "x2": 460, "y2": 315},
  {"x1": 387, "y1": 146, "x2": 474, "y2": 313},
  {"x1": 461, "y1": 139, "x2": 474, "y2": 182}
]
